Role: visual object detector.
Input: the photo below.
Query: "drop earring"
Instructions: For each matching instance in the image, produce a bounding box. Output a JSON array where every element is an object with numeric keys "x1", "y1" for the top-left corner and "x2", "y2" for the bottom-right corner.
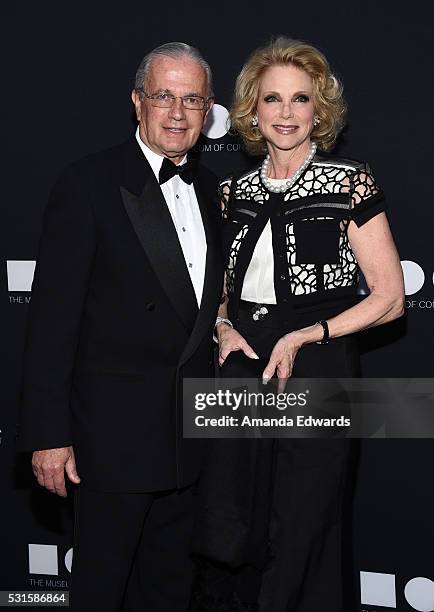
[
  {"x1": 313, "y1": 116, "x2": 320, "y2": 127},
  {"x1": 251, "y1": 114, "x2": 258, "y2": 127}
]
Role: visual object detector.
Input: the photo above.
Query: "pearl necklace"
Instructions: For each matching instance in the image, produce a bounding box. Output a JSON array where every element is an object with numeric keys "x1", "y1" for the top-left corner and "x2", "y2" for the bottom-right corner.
[{"x1": 260, "y1": 142, "x2": 317, "y2": 193}]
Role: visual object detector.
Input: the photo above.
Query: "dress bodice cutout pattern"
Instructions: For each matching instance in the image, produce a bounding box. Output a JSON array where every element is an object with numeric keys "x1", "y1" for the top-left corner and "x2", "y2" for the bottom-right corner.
[{"x1": 220, "y1": 154, "x2": 387, "y2": 314}]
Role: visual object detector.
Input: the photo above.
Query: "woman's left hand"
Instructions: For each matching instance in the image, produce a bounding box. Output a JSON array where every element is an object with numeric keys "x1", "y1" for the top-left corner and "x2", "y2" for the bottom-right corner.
[{"x1": 262, "y1": 331, "x2": 303, "y2": 391}]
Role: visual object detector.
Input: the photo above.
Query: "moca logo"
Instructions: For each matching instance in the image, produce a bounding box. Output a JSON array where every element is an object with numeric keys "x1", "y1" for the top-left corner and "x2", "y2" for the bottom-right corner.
[
  {"x1": 361, "y1": 571, "x2": 434, "y2": 611},
  {"x1": 401, "y1": 260, "x2": 432, "y2": 296},
  {"x1": 28, "y1": 544, "x2": 73, "y2": 575},
  {"x1": 202, "y1": 104, "x2": 230, "y2": 139},
  {"x1": 6, "y1": 260, "x2": 35, "y2": 292}
]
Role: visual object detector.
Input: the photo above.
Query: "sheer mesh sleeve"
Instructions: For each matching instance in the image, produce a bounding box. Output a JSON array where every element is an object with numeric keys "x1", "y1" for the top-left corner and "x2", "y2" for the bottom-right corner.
[
  {"x1": 218, "y1": 178, "x2": 232, "y2": 220},
  {"x1": 350, "y1": 162, "x2": 387, "y2": 227}
]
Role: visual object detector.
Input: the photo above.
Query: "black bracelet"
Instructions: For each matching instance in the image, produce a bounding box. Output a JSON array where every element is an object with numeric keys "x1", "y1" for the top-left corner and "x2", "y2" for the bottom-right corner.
[{"x1": 315, "y1": 320, "x2": 330, "y2": 345}]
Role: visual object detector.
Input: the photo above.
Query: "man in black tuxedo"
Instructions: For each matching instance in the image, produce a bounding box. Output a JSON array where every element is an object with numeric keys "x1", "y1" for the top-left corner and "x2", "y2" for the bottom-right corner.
[{"x1": 18, "y1": 42, "x2": 223, "y2": 611}]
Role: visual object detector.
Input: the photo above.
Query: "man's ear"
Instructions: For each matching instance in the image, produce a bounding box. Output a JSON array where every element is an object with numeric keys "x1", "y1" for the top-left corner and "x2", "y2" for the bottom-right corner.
[{"x1": 131, "y1": 89, "x2": 141, "y2": 121}]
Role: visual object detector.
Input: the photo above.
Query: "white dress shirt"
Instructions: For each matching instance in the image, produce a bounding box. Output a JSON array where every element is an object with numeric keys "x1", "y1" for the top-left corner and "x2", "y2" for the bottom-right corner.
[
  {"x1": 241, "y1": 177, "x2": 289, "y2": 304},
  {"x1": 241, "y1": 220, "x2": 276, "y2": 304},
  {"x1": 135, "y1": 127, "x2": 207, "y2": 306}
]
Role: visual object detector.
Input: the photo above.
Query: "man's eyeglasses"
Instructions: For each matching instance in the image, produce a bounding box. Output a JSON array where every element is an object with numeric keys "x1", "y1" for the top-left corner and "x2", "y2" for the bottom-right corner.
[{"x1": 136, "y1": 88, "x2": 213, "y2": 111}]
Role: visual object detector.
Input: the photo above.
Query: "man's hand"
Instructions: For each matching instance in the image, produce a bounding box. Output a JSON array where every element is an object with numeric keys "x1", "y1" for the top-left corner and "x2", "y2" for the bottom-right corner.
[
  {"x1": 217, "y1": 324, "x2": 259, "y2": 366},
  {"x1": 32, "y1": 446, "x2": 80, "y2": 497}
]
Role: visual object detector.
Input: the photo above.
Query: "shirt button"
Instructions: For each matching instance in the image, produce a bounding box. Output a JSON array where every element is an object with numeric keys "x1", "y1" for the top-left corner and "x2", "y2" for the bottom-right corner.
[
  {"x1": 145, "y1": 302, "x2": 155, "y2": 311},
  {"x1": 189, "y1": 263, "x2": 193, "y2": 268},
  {"x1": 182, "y1": 227, "x2": 186, "y2": 232},
  {"x1": 280, "y1": 274, "x2": 286, "y2": 280},
  {"x1": 176, "y1": 194, "x2": 180, "y2": 199}
]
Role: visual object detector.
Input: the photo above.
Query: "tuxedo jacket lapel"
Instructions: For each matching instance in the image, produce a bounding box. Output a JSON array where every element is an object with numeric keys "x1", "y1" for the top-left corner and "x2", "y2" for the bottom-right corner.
[{"x1": 120, "y1": 137, "x2": 198, "y2": 333}]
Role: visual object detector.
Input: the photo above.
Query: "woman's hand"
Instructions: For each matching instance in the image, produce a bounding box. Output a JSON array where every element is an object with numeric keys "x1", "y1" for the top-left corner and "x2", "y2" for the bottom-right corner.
[
  {"x1": 262, "y1": 331, "x2": 304, "y2": 391},
  {"x1": 217, "y1": 323, "x2": 259, "y2": 367}
]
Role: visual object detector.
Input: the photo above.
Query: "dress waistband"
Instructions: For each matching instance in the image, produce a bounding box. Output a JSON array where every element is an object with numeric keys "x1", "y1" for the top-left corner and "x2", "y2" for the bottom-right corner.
[
  {"x1": 236, "y1": 300, "x2": 295, "y2": 329},
  {"x1": 235, "y1": 298, "x2": 359, "y2": 331}
]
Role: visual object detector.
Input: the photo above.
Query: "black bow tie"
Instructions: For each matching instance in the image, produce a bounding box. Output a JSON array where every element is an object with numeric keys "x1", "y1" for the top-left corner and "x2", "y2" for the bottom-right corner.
[{"x1": 158, "y1": 156, "x2": 197, "y2": 185}]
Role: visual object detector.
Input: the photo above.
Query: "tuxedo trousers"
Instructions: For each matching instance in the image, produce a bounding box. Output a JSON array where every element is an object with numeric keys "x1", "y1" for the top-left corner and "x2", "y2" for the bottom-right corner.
[{"x1": 70, "y1": 484, "x2": 196, "y2": 612}]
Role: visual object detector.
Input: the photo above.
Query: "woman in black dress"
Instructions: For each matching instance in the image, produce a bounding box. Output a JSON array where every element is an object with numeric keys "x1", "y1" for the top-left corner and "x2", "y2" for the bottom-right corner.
[{"x1": 191, "y1": 37, "x2": 404, "y2": 611}]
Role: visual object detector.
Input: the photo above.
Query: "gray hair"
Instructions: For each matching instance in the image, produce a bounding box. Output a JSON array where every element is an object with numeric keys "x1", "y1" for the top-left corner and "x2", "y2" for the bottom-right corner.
[{"x1": 134, "y1": 42, "x2": 214, "y2": 97}]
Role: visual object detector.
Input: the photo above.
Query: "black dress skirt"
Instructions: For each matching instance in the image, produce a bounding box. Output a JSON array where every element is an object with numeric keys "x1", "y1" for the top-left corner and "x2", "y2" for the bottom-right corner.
[
  {"x1": 190, "y1": 300, "x2": 360, "y2": 612},
  {"x1": 190, "y1": 155, "x2": 385, "y2": 611}
]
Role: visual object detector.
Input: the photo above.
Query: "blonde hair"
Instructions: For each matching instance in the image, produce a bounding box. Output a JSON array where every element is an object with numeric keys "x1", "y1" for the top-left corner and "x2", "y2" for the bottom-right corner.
[{"x1": 230, "y1": 37, "x2": 346, "y2": 154}]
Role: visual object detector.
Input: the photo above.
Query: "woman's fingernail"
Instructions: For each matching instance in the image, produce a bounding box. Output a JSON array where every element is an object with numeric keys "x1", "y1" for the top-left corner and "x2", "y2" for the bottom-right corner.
[
  {"x1": 251, "y1": 352, "x2": 259, "y2": 359},
  {"x1": 262, "y1": 375, "x2": 270, "y2": 385}
]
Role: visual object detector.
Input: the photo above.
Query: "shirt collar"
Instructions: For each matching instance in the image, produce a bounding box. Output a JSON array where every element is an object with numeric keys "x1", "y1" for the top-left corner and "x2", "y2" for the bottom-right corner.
[{"x1": 135, "y1": 126, "x2": 187, "y2": 181}]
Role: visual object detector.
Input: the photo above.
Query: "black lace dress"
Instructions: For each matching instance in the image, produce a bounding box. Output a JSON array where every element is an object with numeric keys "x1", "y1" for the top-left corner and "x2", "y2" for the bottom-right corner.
[{"x1": 190, "y1": 154, "x2": 387, "y2": 612}]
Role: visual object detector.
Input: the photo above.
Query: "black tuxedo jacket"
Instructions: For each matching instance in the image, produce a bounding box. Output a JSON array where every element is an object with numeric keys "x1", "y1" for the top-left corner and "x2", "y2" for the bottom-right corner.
[{"x1": 18, "y1": 136, "x2": 223, "y2": 492}]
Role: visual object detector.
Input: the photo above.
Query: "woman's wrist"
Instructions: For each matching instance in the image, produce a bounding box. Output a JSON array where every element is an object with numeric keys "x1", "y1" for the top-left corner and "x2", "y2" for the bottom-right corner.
[
  {"x1": 214, "y1": 317, "x2": 233, "y2": 343},
  {"x1": 289, "y1": 323, "x2": 325, "y2": 347},
  {"x1": 216, "y1": 320, "x2": 233, "y2": 338},
  {"x1": 315, "y1": 320, "x2": 330, "y2": 344}
]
